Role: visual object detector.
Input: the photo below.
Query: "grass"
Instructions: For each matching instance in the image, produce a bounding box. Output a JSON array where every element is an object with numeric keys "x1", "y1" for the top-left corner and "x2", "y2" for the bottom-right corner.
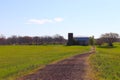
[
  {"x1": 0, "y1": 45, "x2": 90, "y2": 80},
  {"x1": 90, "y1": 43, "x2": 120, "y2": 80}
]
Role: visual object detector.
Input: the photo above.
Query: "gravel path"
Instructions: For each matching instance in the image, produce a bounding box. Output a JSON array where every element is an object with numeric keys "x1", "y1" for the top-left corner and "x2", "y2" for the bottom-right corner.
[{"x1": 19, "y1": 48, "x2": 95, "y2": 80}]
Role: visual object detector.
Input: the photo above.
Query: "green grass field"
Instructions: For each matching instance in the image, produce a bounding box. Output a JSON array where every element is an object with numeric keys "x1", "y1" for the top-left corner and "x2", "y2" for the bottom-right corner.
[
  {"x1": 90, "y1": 43, "x2": 120, "y2": 80},
  {"x1": 0, "y1": 45, "x2": 90, "y2": 80}
]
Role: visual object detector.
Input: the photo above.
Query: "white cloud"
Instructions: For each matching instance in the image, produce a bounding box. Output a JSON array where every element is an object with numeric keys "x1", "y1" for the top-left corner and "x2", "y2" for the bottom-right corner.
[
  {"x1": 54, "y1": 17, "x2": 64, "y2": 22},
  {"x1": 26, "y1": 17, "x2": 64, "y2": 25}
]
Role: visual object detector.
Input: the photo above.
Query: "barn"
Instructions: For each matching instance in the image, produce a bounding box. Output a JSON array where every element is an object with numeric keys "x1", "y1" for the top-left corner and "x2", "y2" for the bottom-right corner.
[{"x1": 67, "y1": 33, "x2": 89, "y2": 46}]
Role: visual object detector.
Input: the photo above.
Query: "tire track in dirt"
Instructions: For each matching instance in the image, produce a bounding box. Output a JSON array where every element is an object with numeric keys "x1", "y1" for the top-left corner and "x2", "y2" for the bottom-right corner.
[{"x1": 19, "y1": 47, "x2": 95, "y2": 80}]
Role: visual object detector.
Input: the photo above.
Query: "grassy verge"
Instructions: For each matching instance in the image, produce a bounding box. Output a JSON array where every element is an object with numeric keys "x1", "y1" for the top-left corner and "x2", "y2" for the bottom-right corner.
[
  {"x1": 0, "y1": 45, "x2": 90, "y2": 80},
  {"x1": 90, "y1": 43, "x2": 120, "y2": 80}
]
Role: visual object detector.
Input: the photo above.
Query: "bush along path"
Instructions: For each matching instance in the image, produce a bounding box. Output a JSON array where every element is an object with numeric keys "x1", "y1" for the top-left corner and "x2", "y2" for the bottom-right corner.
[{"x1": 19, "y1": 47, "x2": 95, "y2": 80}]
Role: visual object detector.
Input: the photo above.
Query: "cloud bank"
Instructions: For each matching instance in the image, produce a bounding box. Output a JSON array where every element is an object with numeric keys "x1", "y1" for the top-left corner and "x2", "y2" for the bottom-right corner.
[{"x1": 26, "y1": 17, "x2": 64, "y2": 25}]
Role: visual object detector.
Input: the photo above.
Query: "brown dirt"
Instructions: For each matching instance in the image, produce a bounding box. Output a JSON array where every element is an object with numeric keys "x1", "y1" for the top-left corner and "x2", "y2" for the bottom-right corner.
[{"x1": 19, "y1": 48, "x2": 95, "y2": 80}]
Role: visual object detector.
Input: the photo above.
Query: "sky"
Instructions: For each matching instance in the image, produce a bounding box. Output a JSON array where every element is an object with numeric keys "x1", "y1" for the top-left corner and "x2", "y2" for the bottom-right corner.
[{"x1": 0, "y1": 0, "x2": 120, "y2": 39}]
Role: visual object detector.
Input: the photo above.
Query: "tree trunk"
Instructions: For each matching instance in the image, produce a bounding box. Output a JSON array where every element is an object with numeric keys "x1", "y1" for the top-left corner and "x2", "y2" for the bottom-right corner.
[{"x1": 108, "y1": 42, "x2": 113, "y2": 46}]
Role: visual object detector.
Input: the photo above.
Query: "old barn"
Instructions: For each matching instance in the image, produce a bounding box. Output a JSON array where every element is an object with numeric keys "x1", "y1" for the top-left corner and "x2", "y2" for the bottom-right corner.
[{"x1": 67, "y1": 33, "x2": 89, "y2": 46}]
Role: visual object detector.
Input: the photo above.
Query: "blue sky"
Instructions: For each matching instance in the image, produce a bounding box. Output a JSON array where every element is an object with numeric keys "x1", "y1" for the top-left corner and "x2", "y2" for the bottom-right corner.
[{"x1": 0, "y1": 0, "x2": 120, "y2": 38}]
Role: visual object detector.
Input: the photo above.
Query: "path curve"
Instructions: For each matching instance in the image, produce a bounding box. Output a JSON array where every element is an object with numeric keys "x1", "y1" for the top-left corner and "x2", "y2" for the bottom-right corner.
[{"x1": 19, "y1": 47, "x2": 95, "y2": 80}]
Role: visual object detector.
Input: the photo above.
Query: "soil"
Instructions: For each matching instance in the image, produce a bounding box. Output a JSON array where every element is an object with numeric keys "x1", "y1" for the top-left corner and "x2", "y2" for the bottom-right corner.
[{"x1": 19, "y1": 48, "x2": 95, "y2": 80}]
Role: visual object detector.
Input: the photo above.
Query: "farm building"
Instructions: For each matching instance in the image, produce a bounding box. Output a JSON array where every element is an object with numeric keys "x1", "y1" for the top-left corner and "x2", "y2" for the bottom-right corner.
[{"x1": 67, "y1": 33, "x2": 89, "y2": 46}]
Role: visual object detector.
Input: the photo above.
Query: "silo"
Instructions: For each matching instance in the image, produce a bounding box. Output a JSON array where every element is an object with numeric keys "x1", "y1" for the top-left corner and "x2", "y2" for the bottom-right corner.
[{"x1": 67, "y1": 33, "x2": 74, "y2": 45}]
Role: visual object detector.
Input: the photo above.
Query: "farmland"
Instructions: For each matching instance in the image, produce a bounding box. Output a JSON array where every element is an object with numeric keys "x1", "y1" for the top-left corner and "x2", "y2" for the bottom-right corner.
[
  {"x1": 90, "y1": 43, "x2": 120, "y2": 80},
  {"x1": 0, "y1": 45, "x2": 90, "y2": 80},
  {"x1": 1, "y1": 44, "x2": 120, "y2": 80}
]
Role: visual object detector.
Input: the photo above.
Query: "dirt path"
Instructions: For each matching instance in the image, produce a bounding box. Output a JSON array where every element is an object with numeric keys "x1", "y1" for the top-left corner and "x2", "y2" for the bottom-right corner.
[{"x1": 19, "y1": 48, "x2": 95, "y2": 80}]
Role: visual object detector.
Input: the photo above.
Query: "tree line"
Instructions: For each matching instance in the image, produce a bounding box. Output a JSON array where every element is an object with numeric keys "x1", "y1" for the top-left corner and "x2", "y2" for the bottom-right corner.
[
  {"x1": 0, "y1": 34, "x2": 66, "y2": 45},
  {"x1": 0, "y1": 33, "x2": 120, "y2": 46}
]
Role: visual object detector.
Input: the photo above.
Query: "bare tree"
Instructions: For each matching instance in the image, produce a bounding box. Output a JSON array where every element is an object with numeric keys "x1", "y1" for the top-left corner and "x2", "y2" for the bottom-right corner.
[
  {"x1": 100, "y1": 33, "x2": 119, "y2": 46},
  {"x1": 7, "y1": 35, "x2": 18, "y2": 45},
  {"x1": 96, "y1": 38, "x2": 104, "y2": 46},
  {"x1": 0, "y1": 34, "x2": 6, "y2": 45},
  {"x1": 33, "y1": 37, "x2": 41, "y2": 45}
]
